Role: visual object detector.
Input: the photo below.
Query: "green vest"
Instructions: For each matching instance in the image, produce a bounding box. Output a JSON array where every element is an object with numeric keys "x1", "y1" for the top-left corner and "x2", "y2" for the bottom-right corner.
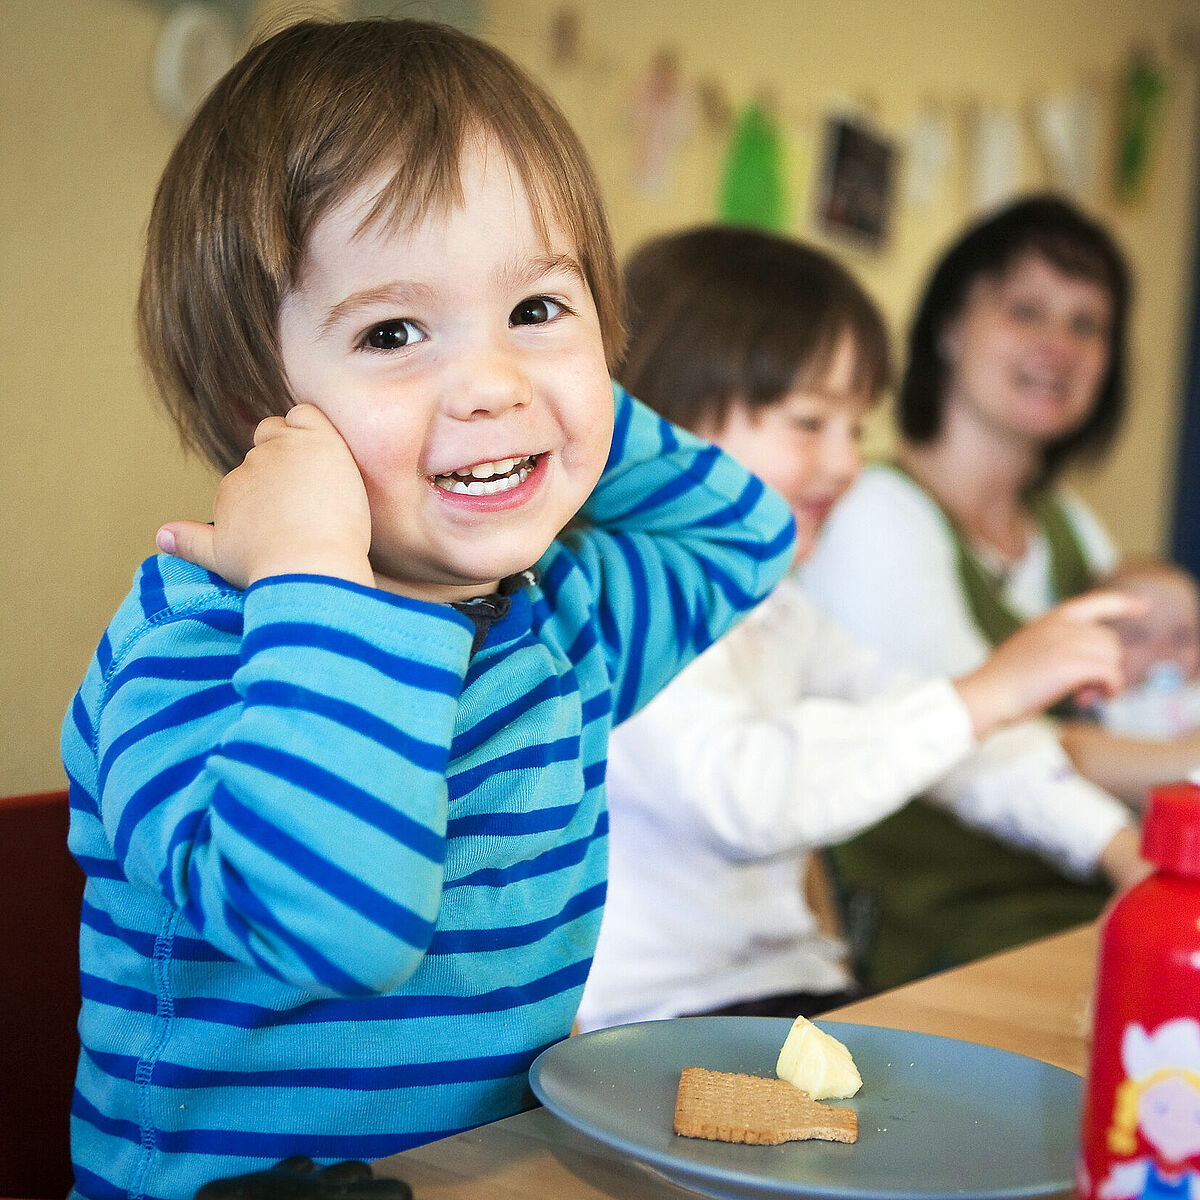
[{"x1": 829, "y1": 466, "x2": 1112, "y2": 992}]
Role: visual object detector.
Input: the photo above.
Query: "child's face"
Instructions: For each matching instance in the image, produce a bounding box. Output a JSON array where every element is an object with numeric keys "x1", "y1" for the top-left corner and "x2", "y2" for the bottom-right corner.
[
  {"x1": 695, "y1": 336, "x2": 868, "y2": 563},
  {"x1": 277, "y1": 137, "x2": 614, "y2": 603},
  {"x1": 1116, "y1": 575, "x2": 1200, "y2": 688}
]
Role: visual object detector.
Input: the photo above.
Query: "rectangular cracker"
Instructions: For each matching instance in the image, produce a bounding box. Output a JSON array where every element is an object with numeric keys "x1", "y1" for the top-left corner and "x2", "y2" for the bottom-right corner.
[{"x1": 673, "y1": 1067, "x2": 858, "y2": 1145}]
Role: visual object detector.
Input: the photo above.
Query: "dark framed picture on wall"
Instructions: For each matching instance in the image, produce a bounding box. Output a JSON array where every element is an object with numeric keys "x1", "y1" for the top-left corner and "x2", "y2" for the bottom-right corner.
[{"x1": 815, "y1": 115, "x2": 898, "y2": 250}]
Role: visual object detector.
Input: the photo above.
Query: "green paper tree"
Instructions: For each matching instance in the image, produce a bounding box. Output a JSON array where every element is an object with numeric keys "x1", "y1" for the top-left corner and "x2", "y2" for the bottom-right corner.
[{"x1": 718, "y1": 102, "x2": 787, "y2": 231}]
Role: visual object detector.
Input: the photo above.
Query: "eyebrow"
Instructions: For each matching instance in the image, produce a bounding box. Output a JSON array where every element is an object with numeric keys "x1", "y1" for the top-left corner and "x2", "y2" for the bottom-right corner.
[
  {"x1": 318, "y1": 252, "x2": 588, "y2": 335},
  {"x1": 319, "y1": 281, "x2": 440, "y2": 335}
]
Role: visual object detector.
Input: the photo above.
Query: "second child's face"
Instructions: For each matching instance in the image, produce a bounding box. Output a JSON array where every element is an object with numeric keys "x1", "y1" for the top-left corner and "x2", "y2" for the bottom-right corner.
[
  {"x1": 277, "y1": 137, "x2": 614, "y2": 604},
  {"x1": 696, "y1": 336, "x2": 868, "y2": 564}
]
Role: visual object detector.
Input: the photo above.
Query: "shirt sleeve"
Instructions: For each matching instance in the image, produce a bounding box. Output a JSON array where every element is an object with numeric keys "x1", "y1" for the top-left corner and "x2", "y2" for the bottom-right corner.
[
  {"x1": 563, "y1": 383, "x2": 796, "y2": 724},
  {"x1": 928, "y1": 719, "x2": 1134, "y2": 877},
  {"x1": 90, "y1": 573, "x2": 475, "y2": 996},
  {"x1": 605, "y1": 582, "x2": 976, "y2": 859}
]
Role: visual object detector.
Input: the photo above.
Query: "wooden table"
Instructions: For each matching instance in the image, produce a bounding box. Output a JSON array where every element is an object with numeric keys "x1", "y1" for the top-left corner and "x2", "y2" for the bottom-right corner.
[{"x1": 373, "y1": 923, "x2": 1100, "y2": 1198}]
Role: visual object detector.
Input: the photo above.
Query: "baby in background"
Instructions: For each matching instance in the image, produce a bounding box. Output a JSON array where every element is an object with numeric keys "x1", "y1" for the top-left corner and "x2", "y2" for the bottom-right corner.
[{"x1": 1097, "y1": 557, "x2": 1200, "y2": 739}]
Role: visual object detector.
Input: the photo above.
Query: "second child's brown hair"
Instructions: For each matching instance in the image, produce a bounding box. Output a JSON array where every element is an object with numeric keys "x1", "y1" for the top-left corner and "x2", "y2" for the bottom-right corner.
[
  {"x1": 617, "y1": 225, "x2": 890, "y2": 435},
  {"x1": 139, "y1": 18, "x2": 624, "y2": 473}
]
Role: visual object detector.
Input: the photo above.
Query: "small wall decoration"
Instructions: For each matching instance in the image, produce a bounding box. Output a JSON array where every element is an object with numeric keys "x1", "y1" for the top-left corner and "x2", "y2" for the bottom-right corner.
[
  {"x1": 1036, "y1": 88, "x2": 1099, "y2": 199},
  {"x1": 718, "y1": 99, "x2": 787, "y2": 231},
  {"x1": 1114, "y1": 51, "x2": 1167, "y2": 203},
  {"x1": 627, "y1": 48, "x2": 694, "y2": 197},
  {"x1": 970, "y1": 106, "x2": 1022, "y2": 212},
  {"x1": 814, "y1": 115, "x2": 897, "y2": 250},
  {"x1": 905, "y1": 105, "x2": 952, "y2": 209}
]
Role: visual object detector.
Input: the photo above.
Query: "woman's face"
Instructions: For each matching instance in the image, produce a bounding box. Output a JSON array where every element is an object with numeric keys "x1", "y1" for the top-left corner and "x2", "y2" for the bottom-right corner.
[{"x1": 940, "y1": 251, "x2": 1114, "y2": 449}]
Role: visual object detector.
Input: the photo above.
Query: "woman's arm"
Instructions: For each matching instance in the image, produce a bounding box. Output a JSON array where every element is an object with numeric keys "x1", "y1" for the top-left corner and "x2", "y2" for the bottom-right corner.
[{"x1": 1059, "y1": 721, "x2": 1200, "y2": 808}]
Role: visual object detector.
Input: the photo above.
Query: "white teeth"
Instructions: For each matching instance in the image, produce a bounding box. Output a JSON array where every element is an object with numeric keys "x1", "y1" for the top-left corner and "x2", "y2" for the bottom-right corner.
[
  {"x1": 433, "y1": 457, "x2": 534, "y2": 495},
  {"x1": 471, "y1": 457, "x2": 517, "y2": 479}
]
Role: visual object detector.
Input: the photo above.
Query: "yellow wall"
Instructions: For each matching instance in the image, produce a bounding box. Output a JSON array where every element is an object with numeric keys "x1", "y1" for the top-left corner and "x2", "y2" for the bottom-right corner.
[{"x1": 3, "y1": 0, "x2": 1197, "y2": 794}]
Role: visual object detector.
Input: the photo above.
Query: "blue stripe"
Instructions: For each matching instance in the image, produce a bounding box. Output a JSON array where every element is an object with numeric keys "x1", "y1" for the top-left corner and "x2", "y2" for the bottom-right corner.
[
  {"x1": 217, "y1": 853, "x2": 373, "y2": 993},
  {"x1": 447, "y1": 797, "x2": 578, "y2": 839},
  {"x1": 449, "y1": 674, "x2": 565, "y2": 761},
  {"x1": 604, "y1": 385, "x2": 633, "y2": 469},
  {"x1": 112, "y1": 753, "x2": 208, "y2": 863},
  {"x1": 580, "y1": 689, "x2": 611, "y2": 725},
  {"x1": 428, "y1": 881, "x2": 604, "y2": 953},
  {"x1": 194, "y1": 608, "x2": 243, "y2": 636},
  {"x1": 213, "y1": 785, "x2": 438, "y2": 953},
  {"x1": 69, "y1": 778, "x2": 101, "y2": 820},
  {"x1": 218, "y1": 742, "x2": 445, "y2": 862},
  {"x1": 74, "y1": 854, "x2": 126, "y2": 880},
  {"x1": 73, "y1": 1161, "x2": 165, "y2": 1200},
  {"x1": 138, "y1": 557, "x2": 167, "y2": 618},
  {"x1": 564, "y1": 619, "x2": 601, "y2": 667},
  {"x1": 80, "y1": 971, "x2": 157, "y2": 1014},
  {"x1": 447, "y1": 821, "x2": 601, "y2": 887},
  {"x1": 447, "y1": 737, "x2": 579, "y2": 800},
  {"x1": 82, "y1": 956, "x2": 589, "y2": 1032},
  {"x1": 613, "y1": 536, "x2": 652, "y2": 723},
  {"x1": 110, "y1": 652, "x2": 241, "y2": 691},
  {"x1": 159, "y1": 806, "x2": 210, "y2": 903},
  {"x1": 241, "y1": 679, "x2": 447, "y2": 768},
  {"x1": 81, "y1": 900, "x2": 226, "y2": 962},
  {"x1": 86, "y1": 1043, "x2": 540, "y2": 1090},
  {"x1": 71, "y1": 693, "x2": 95, "y2": 752},
  {"x1": 96, "y1": 630, "x2": 113, "y2": 675},
  {"x1": 98, "y1": 683, "x2": 237, "y2": 795},
  {"x1": 240, "y1": 623, "x2": 464, "y2": 694}
]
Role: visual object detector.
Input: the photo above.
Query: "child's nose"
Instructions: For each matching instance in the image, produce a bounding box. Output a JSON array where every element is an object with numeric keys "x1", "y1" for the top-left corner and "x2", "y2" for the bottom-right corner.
[
  {"x1": 823, "y1": 432, "x2": 860, "y2": 484},
  {"x1": 444, "y1": 340, "x2": 532, "y2": 419}
]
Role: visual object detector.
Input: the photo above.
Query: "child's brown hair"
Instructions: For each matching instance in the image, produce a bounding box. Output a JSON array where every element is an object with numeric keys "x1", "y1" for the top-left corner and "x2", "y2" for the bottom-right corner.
[
  {"x1": 139, "y1": 17, "x2": 624, "y2": 473},
  {"x1": 616, "y1": 225, "x2": 890, "y2": 435}
]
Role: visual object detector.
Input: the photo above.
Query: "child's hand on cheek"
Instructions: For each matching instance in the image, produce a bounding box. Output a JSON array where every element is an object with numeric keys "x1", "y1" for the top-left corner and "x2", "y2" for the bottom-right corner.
[{"x1": 157, "y1": 404, "x2": 376, "y2": 591}]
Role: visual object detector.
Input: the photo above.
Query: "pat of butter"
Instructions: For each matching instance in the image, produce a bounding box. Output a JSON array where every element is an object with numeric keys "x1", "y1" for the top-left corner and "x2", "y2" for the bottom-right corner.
[{"x1": 775, "y1": 1015, "x2": 862, "y2": 1099}]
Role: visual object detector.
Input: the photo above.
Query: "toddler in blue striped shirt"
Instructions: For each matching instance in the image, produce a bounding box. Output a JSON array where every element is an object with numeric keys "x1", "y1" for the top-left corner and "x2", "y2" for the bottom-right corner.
[{"x1": 61, "y1": 18, "x2": 795, "y2": 1200}]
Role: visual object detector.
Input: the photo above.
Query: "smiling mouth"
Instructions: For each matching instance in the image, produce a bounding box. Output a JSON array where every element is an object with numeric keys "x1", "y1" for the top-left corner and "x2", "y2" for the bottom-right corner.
[{"x1": 432, "y1": 455, "x2": 539, "y2": 496}]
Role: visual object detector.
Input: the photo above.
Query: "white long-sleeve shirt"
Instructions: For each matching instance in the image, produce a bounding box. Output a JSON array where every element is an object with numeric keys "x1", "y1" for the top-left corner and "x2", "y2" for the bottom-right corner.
[{"x1": 578, "y1": 570, "x2": 1132, "y2": 1031}]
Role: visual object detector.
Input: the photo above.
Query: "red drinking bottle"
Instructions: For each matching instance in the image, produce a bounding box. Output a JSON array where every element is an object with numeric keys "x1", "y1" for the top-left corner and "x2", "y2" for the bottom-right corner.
[{"x1": 1077, "y1": 780, "x2": 1200, "y2": 1200}]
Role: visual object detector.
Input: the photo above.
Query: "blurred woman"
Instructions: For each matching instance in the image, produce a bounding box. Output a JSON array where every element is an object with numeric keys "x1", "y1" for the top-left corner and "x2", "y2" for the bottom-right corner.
[{"x1": 802, "y1": 194, "x2": 1138, "y2": 990}]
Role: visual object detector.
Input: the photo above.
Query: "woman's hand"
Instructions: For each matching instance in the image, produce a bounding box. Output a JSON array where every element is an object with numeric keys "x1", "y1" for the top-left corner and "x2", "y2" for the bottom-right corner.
[{"x1": 156, "y1": 405, "x2": 376, "y2": 591}]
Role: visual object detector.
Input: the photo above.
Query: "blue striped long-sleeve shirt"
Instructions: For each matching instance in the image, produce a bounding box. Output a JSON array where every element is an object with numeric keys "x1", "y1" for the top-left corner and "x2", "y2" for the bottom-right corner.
[{"x1": 61, "y1": 385, "x2": 795, "y2": 1200}]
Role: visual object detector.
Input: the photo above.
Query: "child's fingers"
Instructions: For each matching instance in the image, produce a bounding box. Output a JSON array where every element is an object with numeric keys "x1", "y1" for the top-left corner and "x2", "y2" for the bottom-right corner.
[
  {"x1": 284, "y1": 403, "x2": 338, "y2": 432},
  {"x1": 156, "y1": 521, "x2": 219, "y2": 575},
  {"x1": 253, "y1": 415, "x2": 289, "y2": 446},
  {"x1": 1055, "y1": 588, "x2": 1149, "y2": 624}
]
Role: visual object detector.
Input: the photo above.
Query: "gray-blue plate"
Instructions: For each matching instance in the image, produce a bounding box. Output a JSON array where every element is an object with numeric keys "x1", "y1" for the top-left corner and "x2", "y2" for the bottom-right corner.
[{"x1": 529, "y1": 1017, "x2": 1081, "y2": 1200}]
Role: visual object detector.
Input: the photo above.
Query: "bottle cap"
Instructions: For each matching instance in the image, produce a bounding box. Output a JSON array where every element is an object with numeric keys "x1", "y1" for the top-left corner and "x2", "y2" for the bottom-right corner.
[{"x1": 1143, "y1": 782, "x2": 1200, "y2": 875}]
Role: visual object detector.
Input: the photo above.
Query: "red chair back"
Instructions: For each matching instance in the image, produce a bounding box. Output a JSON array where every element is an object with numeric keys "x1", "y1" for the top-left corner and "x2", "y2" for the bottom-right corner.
[{"x1": 0, "y1": 789, "x2": 81, "y2": 1198}]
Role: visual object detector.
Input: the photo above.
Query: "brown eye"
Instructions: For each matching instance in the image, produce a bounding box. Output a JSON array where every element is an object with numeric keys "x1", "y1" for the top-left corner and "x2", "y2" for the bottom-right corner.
[
  {"x1": 363, "y1": 319, "x2": 424, "y2": 350},
  {"x1": 510, "y1": 296, "x2": 562, "y2": 326}
]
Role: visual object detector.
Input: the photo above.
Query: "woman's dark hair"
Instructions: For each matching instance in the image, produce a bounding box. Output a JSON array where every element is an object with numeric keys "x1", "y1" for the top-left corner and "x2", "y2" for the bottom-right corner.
[
  {"x1": 617, "y1": 225, "x2": 891, "y2": 434},
  {"x1": 899, "y1": 194, "x2": 1131, "y2": 484}
]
